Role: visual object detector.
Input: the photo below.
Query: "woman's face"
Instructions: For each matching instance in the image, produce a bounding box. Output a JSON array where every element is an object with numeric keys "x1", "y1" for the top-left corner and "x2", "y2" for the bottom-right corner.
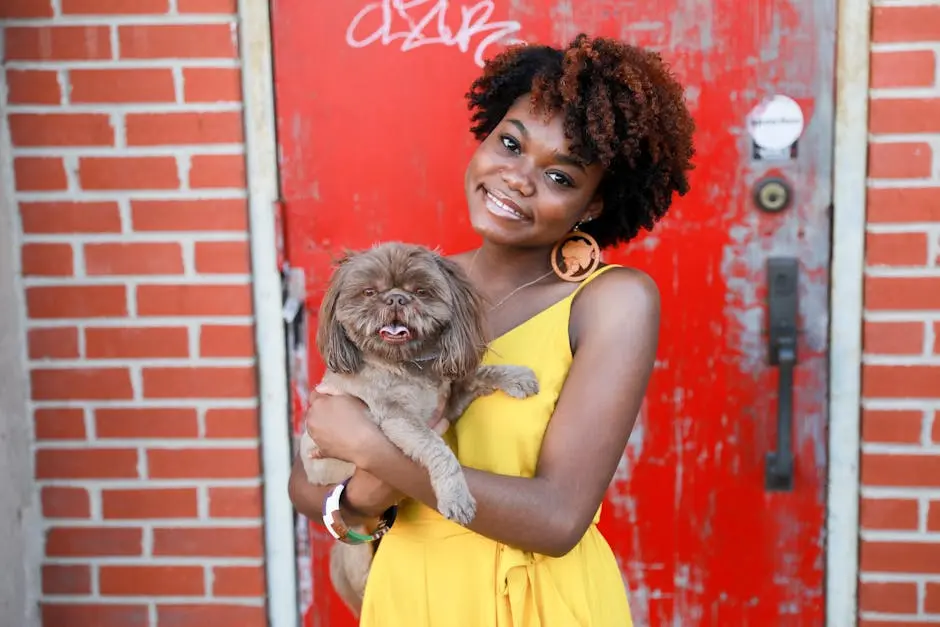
[{"x1": 464, "y1": 96, "x2": 605, "y2": 249}]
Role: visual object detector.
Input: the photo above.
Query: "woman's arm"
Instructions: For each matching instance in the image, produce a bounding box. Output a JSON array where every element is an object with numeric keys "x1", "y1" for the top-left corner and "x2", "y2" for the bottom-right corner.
[
  {"x1": 286, "y1": 453, "x2": 401, "y2": 527},
  {"x1": 341, "y1": 268, "x2": 661, "y2": 557}
]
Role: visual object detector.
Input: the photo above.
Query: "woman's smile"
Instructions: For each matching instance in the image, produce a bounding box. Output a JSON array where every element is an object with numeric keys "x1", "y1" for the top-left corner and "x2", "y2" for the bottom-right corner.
[{"x1": 483, "y1": 187, "x2": 530, "y2": 221}]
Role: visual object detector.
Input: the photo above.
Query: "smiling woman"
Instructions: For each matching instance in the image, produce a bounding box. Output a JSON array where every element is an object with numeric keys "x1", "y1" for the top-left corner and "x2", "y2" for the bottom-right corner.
[{"x1": 289, "y1": 33, "x2": 696, "y2": 627}]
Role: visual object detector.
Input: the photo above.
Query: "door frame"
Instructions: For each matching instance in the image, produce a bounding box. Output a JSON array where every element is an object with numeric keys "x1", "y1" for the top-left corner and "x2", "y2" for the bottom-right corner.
[{"x1": 238, "y1": 0, "x2": 870, "y2": 624}]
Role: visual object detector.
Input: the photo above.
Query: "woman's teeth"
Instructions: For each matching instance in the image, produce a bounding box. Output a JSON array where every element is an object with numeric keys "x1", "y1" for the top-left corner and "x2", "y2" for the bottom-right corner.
[{"x1": 485, "y1": 191, "x2": 525, "y2": 220}]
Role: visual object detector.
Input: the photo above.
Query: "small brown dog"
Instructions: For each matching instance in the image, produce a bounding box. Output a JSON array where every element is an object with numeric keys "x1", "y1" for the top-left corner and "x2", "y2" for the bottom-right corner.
[{"x1": 300, "y1": 241, "x2": 539, "y2": 616}]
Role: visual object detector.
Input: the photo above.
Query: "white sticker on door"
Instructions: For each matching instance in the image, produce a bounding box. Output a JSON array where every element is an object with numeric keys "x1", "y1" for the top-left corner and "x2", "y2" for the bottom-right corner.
[{"x1": 746, "y1": 95, "x2": 805, "y2": 151}]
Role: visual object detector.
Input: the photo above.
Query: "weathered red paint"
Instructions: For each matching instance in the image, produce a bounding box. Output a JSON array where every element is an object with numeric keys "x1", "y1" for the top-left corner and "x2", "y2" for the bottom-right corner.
[{"x1": 270, "y1": 0, "x2": 835, "y2": 624}]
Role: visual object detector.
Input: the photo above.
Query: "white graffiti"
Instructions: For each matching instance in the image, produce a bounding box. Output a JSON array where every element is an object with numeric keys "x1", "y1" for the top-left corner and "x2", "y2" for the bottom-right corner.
[{"x1": 346, "y1": 0, "x2": 524, "y2": 67}]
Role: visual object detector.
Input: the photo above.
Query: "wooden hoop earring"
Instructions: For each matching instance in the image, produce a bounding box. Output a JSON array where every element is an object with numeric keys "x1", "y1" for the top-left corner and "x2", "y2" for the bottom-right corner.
[{"x1": 550, "y1": 227, "x2": 601, "y2": 282}]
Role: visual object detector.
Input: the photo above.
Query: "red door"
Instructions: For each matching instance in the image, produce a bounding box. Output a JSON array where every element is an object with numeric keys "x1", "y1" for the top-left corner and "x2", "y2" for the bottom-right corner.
[{"x1": 270, "y1": 1, "x2": 835, "y2": 625}]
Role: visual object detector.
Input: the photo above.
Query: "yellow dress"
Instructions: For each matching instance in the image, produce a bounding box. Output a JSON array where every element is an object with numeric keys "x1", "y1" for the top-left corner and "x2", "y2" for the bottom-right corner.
[{"x1": 360, "y1": 265, "x2": 633, "y2": 627}]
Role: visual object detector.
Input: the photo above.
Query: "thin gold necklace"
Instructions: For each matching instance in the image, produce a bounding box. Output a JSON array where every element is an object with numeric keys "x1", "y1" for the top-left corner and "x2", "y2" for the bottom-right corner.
[{"x1": 468, "y1": 249, "x2": 554, "y2": 311}]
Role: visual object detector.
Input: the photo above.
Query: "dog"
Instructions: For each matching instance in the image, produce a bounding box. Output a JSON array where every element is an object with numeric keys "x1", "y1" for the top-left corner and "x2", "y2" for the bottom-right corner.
[{"x1": 300, "y1": 241, "x2": 540, "y2": 616}]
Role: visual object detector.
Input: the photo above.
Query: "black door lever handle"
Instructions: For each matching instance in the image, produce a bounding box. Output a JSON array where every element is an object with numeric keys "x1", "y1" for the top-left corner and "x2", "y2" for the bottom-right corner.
[{"x1": 765, "y1": 257, "x2": 799, "y2": 492}]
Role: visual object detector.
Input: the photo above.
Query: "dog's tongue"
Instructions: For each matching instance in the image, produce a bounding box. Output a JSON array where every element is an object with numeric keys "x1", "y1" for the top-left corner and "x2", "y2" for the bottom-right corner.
[{"x1": 380, "y1": 324, "x2": 409, "y2": 338}]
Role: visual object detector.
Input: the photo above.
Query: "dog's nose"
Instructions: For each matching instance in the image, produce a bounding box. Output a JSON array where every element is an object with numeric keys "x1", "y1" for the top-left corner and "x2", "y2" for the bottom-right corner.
[{"x1": 385, "y1": 291, "x2": 410, "y2": 307}]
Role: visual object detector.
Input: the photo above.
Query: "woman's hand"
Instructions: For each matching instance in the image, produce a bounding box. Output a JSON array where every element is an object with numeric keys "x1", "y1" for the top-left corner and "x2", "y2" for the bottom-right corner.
[{"x1": 304, "y1": 383, "x2": 383, "y2": 466}]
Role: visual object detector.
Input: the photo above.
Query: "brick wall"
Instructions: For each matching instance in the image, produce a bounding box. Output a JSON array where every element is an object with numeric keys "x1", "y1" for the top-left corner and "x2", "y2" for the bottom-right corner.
[
  {"x1": 860, "y1": 1, "x2": 940, "y2": 623},
  {"x1": 0, "y1": 1, "x2": 267, "y2": 625}
]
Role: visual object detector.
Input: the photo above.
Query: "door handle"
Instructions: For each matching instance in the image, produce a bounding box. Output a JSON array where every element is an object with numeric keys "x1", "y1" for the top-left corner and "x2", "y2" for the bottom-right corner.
[{"x1": 765, "y1": 257, "x2": 798, "y2": 492}]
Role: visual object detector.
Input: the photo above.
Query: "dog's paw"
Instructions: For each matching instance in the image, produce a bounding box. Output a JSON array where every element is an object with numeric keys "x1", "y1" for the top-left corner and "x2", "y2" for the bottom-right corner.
[
  {"x1": 497, "y1": 365, "x2": 540, "y2": 399},
  {"x1": 437, "y1": 490, "x2": 477, "y2": 526}
]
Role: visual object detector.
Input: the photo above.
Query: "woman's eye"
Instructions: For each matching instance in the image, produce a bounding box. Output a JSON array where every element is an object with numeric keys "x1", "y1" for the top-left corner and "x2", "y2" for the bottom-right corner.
[
  {"x1": 500, "y1": 135, "x2": 520, "y2": 154},
  {"x1": 548, "y1": 171, "x2": 573, "y2": 187},
  {"x1": 363, "y1": 288, "x2": 376, "y2": 297}
]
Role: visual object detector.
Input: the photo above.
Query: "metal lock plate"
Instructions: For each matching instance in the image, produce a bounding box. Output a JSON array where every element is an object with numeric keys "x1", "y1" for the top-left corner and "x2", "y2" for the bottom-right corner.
[{"x1": 754, "y1": 177, "x2": 792, "y2": 213}]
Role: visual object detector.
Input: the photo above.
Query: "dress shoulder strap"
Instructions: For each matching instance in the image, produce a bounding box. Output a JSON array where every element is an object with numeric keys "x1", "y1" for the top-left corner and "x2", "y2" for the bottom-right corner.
[{"x1": 571, "y1": 264, "x2": 621, "y2": 299}]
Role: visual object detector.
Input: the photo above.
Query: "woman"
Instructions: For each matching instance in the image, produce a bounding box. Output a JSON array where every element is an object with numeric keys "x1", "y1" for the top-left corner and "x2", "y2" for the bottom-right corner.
[{"x1": 288, "y1": 34, "x2": 695, "y2": 626}]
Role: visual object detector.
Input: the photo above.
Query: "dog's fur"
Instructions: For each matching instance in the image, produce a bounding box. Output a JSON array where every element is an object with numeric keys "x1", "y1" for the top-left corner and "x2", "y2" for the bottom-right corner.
[{"x1": 300, "y1": 241, "x2": 540, "y2": 616}]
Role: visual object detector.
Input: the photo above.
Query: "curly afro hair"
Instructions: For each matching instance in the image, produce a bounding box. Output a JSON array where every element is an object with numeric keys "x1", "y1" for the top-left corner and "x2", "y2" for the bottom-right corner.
[{"x1": 465, "y1": 34, "x2": 696, "y2": 249}]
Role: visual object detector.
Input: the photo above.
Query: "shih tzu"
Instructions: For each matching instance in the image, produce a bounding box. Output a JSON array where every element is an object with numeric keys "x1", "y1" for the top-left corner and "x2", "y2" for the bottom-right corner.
[{"x1": 300, "y1": 241, "x2": 540, "y2": 615}]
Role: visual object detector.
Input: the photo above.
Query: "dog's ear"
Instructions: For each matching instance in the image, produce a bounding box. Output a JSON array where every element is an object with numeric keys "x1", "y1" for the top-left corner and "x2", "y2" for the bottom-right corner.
[
  {"x1": 433, "y1": 254, "x2": 487, "y2": 380},
  {"x1": 315, "y1": 256, "x2": 362, "y2": 374}
]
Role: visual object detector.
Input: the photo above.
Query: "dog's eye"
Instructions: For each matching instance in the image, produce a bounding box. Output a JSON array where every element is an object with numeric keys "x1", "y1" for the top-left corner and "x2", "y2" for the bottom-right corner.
[
  {"x1": 363, "y1": 288, "x2": 376, "y2": 297},
  {"x1": 415, "y1": 288, "x2": 428, "y2": 297}
]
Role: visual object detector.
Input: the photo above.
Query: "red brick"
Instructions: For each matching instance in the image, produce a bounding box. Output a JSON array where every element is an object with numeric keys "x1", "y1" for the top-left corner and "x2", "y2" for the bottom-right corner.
[
  {"x1": 861, "y1": 540, "x2": 940, "y2": 573},
  {"x1": 20, "y1": 202, "x2": 122, "y2": 234},
  {"x1": 119, "y1": 24, "x2": 238, "y2": 59},
  {"x1": 42, "y1": 565, "x2": 91, "y2": 595},
  {"x1": 79, "y1": 156, "x2": 179, "y2": 190},
  {"x1": 200, "y1": 325, "x2": 255, "y2": 358},
  {"x1": 10, "y1": 113, "x2": 114, "y2": 147},
  {"x1": 148, "y1": 448, "x2": 260, "y2": 479},
  {"x1": 36, "y1": 448, "x2": 138, "y2": 479},
  {"x1": 14, "y1": 157, "x2": 67, "y2": 191},
  {"x1": 102, "y1": 487, "x2": 198, "y2": 519},
  {"x1": 4, "y1": 26, "x2": 112, "y2": 61},
  {"x1": 190, "y1": 154, "x2": 246, "y2": 188},
  {"x1": 868, "y1": 143, "x2": 932, "y2": 179},
  {"x1": 41, "y1": 603, "x2": 148, "y2": 627},
  {"x1": 153, "y1": 526, "x2": 263, "y2": 557},
  {"x1": 27, "y1": 285, "x2": 127, "y2": 319},
  {"x1": 35, "y1": 407, "x2": 86, "y2": 440},
  {"x1": 142, "y1": 366, "x2": 257, "y2": 399},
  {"x1": 927, "y1": 582, "x2": 940, "y2": 614},
  {"x1": 861, "y1": 409, "x2": 924, "y2": 444},
  {"x1": 870, "y1": 99, "x2": 940, "y2": 134},
  {"x1": 31, "y1": 368, "x2": 133, "y2": 401},
  {"x1": 865, "y1": 277, "x2": 940, "y2": 310},
  {"x1": 96, "y1": 407, "x2": 198, "y2": 439},
  {"x1": 929, "y1": 500, "x2": 940, "y2": 531},
  {"x1": 872, "y1": 6, "x2": 940, "y2": 43},
  {"x1": 862, "y1": 453, "x2": 940, "y2": 487},
  {"x1": 70, "y1": 68, "x2": 175, "y2": 103},
  {"x1": 41, "y1": 486, "x2": 90, "y2": 518},
  {"x1": 867, "y1": 188, "x2": 940, "y2": 223},
  {"x1": 865, "y1": 232, "x2": 928, "y2": 267},
  {"x1": 935, "y1": 323, "x2": 940, "y2": 356},
  {"x1": 204, "y1": 407, "x2": 258, "y2": 438},
  {"x1": 137, "y1": 284, "x2": 252, "y2": 316},
  {"x1": 934, "y1": 410, "x2": 940, "y2": 443},
  {"x1": 0, "y1": 0, "x2": 53, "y2": 18},
  {"x1": 195, "y1": 240, "x2": 250, "y2": 274},
  {"x1": 178, "y1": 0, "x2": 236, "y2": 12},
  {"x1": 100, "y1": 565, "x2": 203, "y2": 596},
  {"x1": 860, "y1": 498, "x2": 919, "y2": 530},
  {"x1": 85, "y1": 326, "x2": 188, "y2": 359},
  {"x1": 858, "y1": 581, "x2": 918, "y2": 614},
  {"x1": 46, "y1": 527, "x2": 143, "y2": 557},
  {"x1": 131, "y1": 199, "x2": 248, "y2": 232},
  {"x1": 156, "y1": 605, "x2": 266, "y2": 627},
  {"x1": 85, "y1": 242, "x2": 184, "y2": 276},
  {"x1": 28, "y1": 327, "x2": 80, "y2": 360},
  {"x1": 62, "y1": 0, "x2": 169, "y2": 14},
  {"x1": 183, "y1": 67, "x2": 242, "y2": 102},
  {"x1": 126, "y1": 112, "x2": 244, "y2": 146},
  {"x1": 871, "y1": 50, "x2": 937, "y2": 89},
  {"x1": 863, "y1": 321, "x2": 924, "y2": 355},
  {"x1": 863, "y1": 365, "x2": 940, "y2": 398},
  {"x1": 212, "y1": 565, "x2": 265, "y2": 596},
  {"x1": 209, "y1": 486, "x2": 262, "y2": 518},
  {"x1": 21, "y1": 243, "x2": 74, "y2": 277},
  {"x1": 6, "y1": 70, "x2": 61, "y2": 104}
]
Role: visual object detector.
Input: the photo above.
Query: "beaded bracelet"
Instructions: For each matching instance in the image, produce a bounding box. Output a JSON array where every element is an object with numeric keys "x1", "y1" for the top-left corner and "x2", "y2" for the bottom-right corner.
[{"x1": 321, "y1": 478, "x2": 397, "y2": 545}]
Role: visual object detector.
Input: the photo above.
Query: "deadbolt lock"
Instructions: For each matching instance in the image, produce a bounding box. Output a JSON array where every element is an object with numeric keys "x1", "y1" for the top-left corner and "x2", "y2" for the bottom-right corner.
[{"x1": 754, "y1": 177, "x2": 792, "y2": 213}]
